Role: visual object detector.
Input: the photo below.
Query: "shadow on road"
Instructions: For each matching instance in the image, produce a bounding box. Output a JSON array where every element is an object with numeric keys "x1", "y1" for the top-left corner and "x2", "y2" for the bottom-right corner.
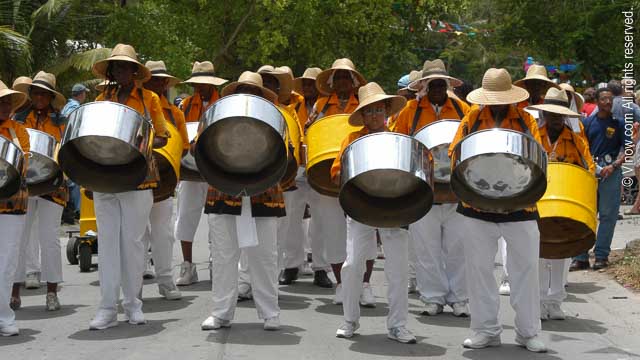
[
  {"x1": 462, "y1": 345, "x2": 563, "y2": 360},
  {"x1": 542, "y1": 317, "x2": 608, "y2": 334},
  {"x1": 0, "y1": 328, "x2": 40, "y2": 347},
  {"x1": 314, "y1": 298, "x2": 389, "y2": 317},
  {"x1": 139, "y1": 295, "x2": 197, "y2": 313},
  {"x1": 565, "y1": 282, "x2": 605, "y2": 295},
  {"x1": 205, "y1": 323, "x2": 304, "y2": 346},
  {"x1": 347, "y1": 334, "x2": 447, "y2": 357},
  {"x1": 68, "y1": 319, "x2": 179, "y2": 340},
  {"x1": 411, "y1": 310, "x2": 471, "y2": 328},
  {"x1": 15, "y1": 304, "x2": 89, "y2": 321}
]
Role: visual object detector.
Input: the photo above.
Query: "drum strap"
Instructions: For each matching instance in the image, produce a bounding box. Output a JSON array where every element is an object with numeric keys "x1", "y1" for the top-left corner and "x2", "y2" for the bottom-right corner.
[
  {"x1": 165, "y1": 107, "x2": 177, "y2": 126},
  {"x1": 450, "y1": 98, "x2": 464, "y2": 119},
  {"x1": 409, "y1": 106, "x2": 423, "y2": 136},
  {"x1": 469, "y1": 107, "x2": 530, "y2": 135},
  {"x1": 469, "y1": 108, "x2": 483, "y2": 133},
  {"x1": 137, "y1": 88, "x2": 151, "y2": 121},
  {"x1": 569, "y1": 130, "x2": 589, "y2": 169},
  {"x1": 183, "y1": 97, "x2": 194, "y2": 120},
  {"x1": 295, "y1": 102, "x2": 301, "y2": 114},
  {"x1": 316, "y1": 94, "x2": 333, "y2": 120},
  {"x1": 8, "y1": 127, "x2": 22, "y2": 151}
]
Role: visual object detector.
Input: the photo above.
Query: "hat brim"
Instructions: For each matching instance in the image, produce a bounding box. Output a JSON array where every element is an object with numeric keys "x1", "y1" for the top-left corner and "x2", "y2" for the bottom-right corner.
[
  {"x1": 0, "y1": 89, "x2": 28, "y2": 114},
  {"x1": 221, "y1": 81, "x2": 278, "y2": 104},
  {"x1": 527, "y1": 103, "x2": 581, "y2": 117},
  {"x1": 315, "y1": 67, "x2": 367, "y2": 96},
  {"x1": 28, "y1": 83, "x2": 66, "y2": 111},
  {"x1": 408, "y1": 74, "x2": 462, "y2": 91},
  {"x1": 258, "y1": 71, "x2": 292, "y2": 104},
  {"x1": 348, "y1": 94, "x2": 407, "y2": 127},
  {"x1": 293, "y1": 77, "x2": 316, "y2": 94},
  {"x1": 514, "y1": 76, "x2": 560, "y2": 89},
  {"x1": 149, "y1": 73, "x2": 182, "y2": 88},
  {"x1": 466, "y1": 86, "x2": 530, "y2": 105},
  {"x1": 12, "y1": 83, "x2": 31, "y2": 95},
  {"x1": 183, "y1": 76, "x2": 228, "y2": 87},
  {"x1": 92, "y1": 56, "x2": 152, "y2": 83}
]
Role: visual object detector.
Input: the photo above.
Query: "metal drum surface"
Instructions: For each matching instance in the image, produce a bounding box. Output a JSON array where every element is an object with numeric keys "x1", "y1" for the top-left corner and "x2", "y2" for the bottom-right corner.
[
  {"x1": 25, "y1": 129, "x2": 63, "y2": 196},
  {"x1": 153, "y1": 122, "x2": 183, "y2": 202},
  {"x1": 180, "y1": 121, "x2": 203, "y2": 181},
  {"x1": 537, "y1": 162, "x2": 596, "y2": 259},
  {"x1": 280, "y1": 107, "x2": 302, "y2": 186},
  {"x1": 194, "y1": 94, "x2": 287, "y2": 196},
  {"x1": 0, "y1": 135, "x2": 25, "y2": 199},
  {"x1": 414, "y1": 120, "x2": 460, "y2": 203},
  {"x1": 451, "y1": 129, "x2": 547, "y2": 213},
  {"x1": 58, "y1": 101, "x2": 153, "y2": 193},
  {"x1": 339, "y1": 133, "x2": 434, "y2": 228},
  {"x1": 306, "y1": 114, "x2": 361, "y2": 196}
]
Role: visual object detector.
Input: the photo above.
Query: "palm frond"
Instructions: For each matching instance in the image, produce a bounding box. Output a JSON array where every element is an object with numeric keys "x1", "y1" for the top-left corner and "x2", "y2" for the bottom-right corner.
[
  {"x1": 31, "y1": 0, "x2": 72, "y2": 21},
  {"x1": 49, "y1": 47, "x2": 111, "y2": 75}
]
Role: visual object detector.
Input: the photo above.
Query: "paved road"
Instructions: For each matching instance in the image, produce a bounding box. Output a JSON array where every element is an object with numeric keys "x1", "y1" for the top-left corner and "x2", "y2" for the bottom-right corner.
[{"x1": 2, "y1": 207, "x2": 640, "y2": 360}]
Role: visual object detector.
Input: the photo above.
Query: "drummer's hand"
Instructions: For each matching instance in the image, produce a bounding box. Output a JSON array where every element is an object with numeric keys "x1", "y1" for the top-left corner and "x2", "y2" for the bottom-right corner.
[
  {"x1": 153, "y1": 137, "x2": 168, "y2": 149},
  {"x1": 600, "y1": 165, "x2": 614, "y2": 178}
]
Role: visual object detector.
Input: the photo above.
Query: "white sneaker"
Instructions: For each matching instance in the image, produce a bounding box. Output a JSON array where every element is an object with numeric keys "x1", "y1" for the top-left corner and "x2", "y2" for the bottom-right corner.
[
  {"x1": 264, "y1": 316, "x2": 280, "y2": 331},
  {"x1": 238, "y1": 283, "x2": 252, "y2": 300},
  {"x1": 498, "y1": 280, "x2": 511, "y2": 296},
  {"x1": 89, "y1": 311, "x2": 118, "y2": 330},
  {"x1": 336, "y1": 321, "x2": 359, "y2": 338},
  {"x1": 407, "y1": 278, "x2": 417, "y2": 294},
  {"x1": 333, "y1": 283, "x2": 343, "y2": 305},
  {"x1": 462, "y1": 333, "x2": 501, "y2": 349},
  {"x1": 422, "y1": 302, "x2": 443, "y2": 316},
  {"x1": 359, "y1": 283, "x2": 376, "y2": 307},
  {"x1": 176, "y1": 261, "x2": 198, "y2": 286},
  {"x1": 201, "y1": 316, "x2": 231, "y2": 330},
  {"x1": 25, "y1": 272, "x2": 40, "y2": 289},
  {"x1": 125, "y1": 310, "x2": 146, "y2": 325},
  {"x1": 143, "y1": 259, "x2": 155, "y2": 279},
  {"x1": 388, "y1": 326, "x2": 417, "y2": 344},
  {"x1": 159, "y1": 283, "x2": 182, "y2": 300},
  {"x1": 515, "y1": 334, "x2": 547, "y2": 353},
  {"x1": 546, "y1": 303, "x2": 566, "y2": 320},
  {"x1": 45, "y1": 292, "x2": 61, "y2": 311},
  {"x1": 0, "y1": 324, "x2": 19, "y2": 337},
  {"x1": 451, "y1": 302, "x2": 470, "y2": 317}
]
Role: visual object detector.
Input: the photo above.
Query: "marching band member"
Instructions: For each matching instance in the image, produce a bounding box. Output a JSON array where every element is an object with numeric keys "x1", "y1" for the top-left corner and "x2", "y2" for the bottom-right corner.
[
  {"x1": 88, "y1": 44, "x2": 169, "y2": 329},
  {"x1": 0, "y1": 81, "x2": 30, "y2": 336},
  {"x1": 449, "y1": 68, "x2": 547, "y2": 352},
  {"x1": 174, "y1": 61, "x2": 227, "y2": 286},
  {"x1": 514, "y1": 64, "x2": 559, "y2": 108},
  {"x1": 331, "y1": 82, "x2": 416, "y2": 343}
]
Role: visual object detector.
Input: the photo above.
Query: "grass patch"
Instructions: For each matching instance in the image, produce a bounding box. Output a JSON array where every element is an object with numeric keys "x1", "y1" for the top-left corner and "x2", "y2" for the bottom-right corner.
[{"x1": 606, "y1": 239, "x2": 640, "y2": 291}]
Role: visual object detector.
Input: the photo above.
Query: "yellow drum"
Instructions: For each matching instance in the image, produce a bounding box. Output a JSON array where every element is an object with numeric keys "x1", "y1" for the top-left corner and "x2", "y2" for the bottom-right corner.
[
  {"x1": 305, "y1": 114, "x2": 361, "y2": 196},
  {"x1": 537, "y1": 162, "x2": 597, "y2": 259},
  {"x1": 79, "y1": 188, "x2": 97, "y2": 235},
  {"x1": 153, "y1": 122, "x2": 184, "y2": 202},
  {"x1": 280, "y1": 106, "x2": 303, "y2": 186}
]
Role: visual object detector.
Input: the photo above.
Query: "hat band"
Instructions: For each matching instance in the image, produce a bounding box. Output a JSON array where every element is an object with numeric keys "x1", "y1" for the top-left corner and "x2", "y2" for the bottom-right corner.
[
  {"x1": 543, "y1": 99, "x2": 569, "y2": 107},
  {"x1": 32, "y1": 80, "x2": 56, "y2": 92},
  {"x1": 151, "y1": 69, "x2": 169, "y2": 75},
  {"x1": 423, "y1": 69, "x2": 449, "y2": 77},
  {"x1": 191, "y1": 71, "x2": 216, "y2": 77}
]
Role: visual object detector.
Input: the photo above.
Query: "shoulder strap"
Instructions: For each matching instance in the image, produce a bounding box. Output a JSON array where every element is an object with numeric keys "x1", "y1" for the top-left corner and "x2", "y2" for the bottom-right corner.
[
  {"x1": 165, "y1": 107, "x2": 177, "y2": 126},
  {"x1": 183, "y1": 96, "x2": 194, "y2": 119},
  {"x1": 8, "y1": 127, "x2": 22, "y2": 151},
  {"x1": 450, "y1": 98, "x2": 464, "y2": 119},
  {"x1": 137, "y1": 88, "x2": 150, "y2": 121},
  {"x1": 514, "y1": 108, "x2": 531, "y2": 135},
  {"x1": 568, "y1": 129, "x2": 589, "y2": 169},
  {"x1": 317, "y1": 94, "x2": 333, "y2": 120},
  {"x1": 295, "y1": 101, "x2": 301, "y2": 113},
  {"x1": 469, "y1": 107, "x2": 484, "y2": 134},
  {"x1": 409, "y1": 104, "x2": 423, "y2": 136}
]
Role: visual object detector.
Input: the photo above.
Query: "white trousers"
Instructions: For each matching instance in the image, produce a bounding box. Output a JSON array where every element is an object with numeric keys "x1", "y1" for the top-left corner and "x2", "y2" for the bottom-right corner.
[
  {"x1": 498, "y1": 237, "x2": 509, "y2": 279},
  {"x1": 342, "y1": 217, "x2": 409, "y2": 329},
  {"x1": 462, "y1": 216, "x2": 541, "y2": 338},
  {"x1": 0, "y1": 215, "x2": 25, "y2": 327},
  {"x1": 308, "y1": 191, "x2": 346, "y2": 267},
  {"x1": 25, "y1": 225, "x2": 41, "y2": 274},
  {"x1": 174, "y1": 181, "x2": 208, "y2": 242},
  {"x1": 408, "y1": 235, "x2": 417, "y2": 280},
  {"x1": 409, "y1": 204, "x2": 467, "y2": 304},
  {"x1": 539, "y1": 258, "x2": 568, "y2": 304},
  {"x1": 14, "y1": 198, "x2": 63, "y2": 283},
  {"x1": 277, "y1": 181, "x2": 308, "y2": 270},
  {"x1": 141, "y1": 198, "x2": 176, "y2": 288},
  {"x1": 94, "y1": 190, "x2": 153, "y2": 315},
  {"x1": 209, "y1": 214, "x2": 279, "y2": 320}
]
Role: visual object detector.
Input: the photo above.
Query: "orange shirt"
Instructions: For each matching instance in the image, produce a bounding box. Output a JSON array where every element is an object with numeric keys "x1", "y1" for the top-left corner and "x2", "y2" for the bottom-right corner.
[
  {"x1": 96, "y1": 86, "x2": 168, "y2": 138},
  {"x1": 308, "y1": 92, "x2": 359, "y2": 125},
  {"x1": 160, "y1": 95, "x2": 189, "y2": 150},
  {"x1": 286, "y1": 91, "x2": 305, "y2": 130},
  {"x1": 181, "y1": 90, "x2": 220, "y2": 123},
  {"x1": 539, "y1": 124, "x2": 595, "y2": 174},
  {"x1": 0, "y1": 119, "x2": 30, "y2": 153},
  {"x1": 0, "y1": 119, "x2": 30, "y2": 214},
  {"x1": 331, "y1": 127, "x2": 387, "y2": 183},
  {"x1": 393, "y1": 96, "x2": 470, "y2": 135},
  {"x1": 24, "y1": 110, "x2": 65, "y2": 142}
]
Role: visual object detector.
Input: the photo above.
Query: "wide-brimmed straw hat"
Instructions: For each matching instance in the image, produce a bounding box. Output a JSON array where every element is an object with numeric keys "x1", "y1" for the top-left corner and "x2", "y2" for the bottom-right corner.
[
  {"x1": 183, "y1": 61, "x2": 228, "y2": 86},
  {"x1": 257, "y1": 65, "x2": 293, "y2": 104},
  {"x1": 145, "y1": 60, "x2": 181, "y2": 87},
  {"x1": 527, "y1": 87, "x2": 580, "y2": 117},
  {"x1": 92, "y1": 44, "x2": 152, "y2": 82},
  {"x1": 409, "y1": 59, "x2": 462, "y2": 91},
  {"x1": 315, "y1": 58, "x2": 367, "y2": 96},
  {"x1": 28, "y1": 71, "x2": 66, "y2": 110},
  {"x1": 558, "y1": 83, "x2": 584, "y2": 112},
  {"x1": 293, "y1": 67, "x2": 322, "y2": 94},
  {"x1": 467, "y1": 68, "x2": 530, "y2": 105},
  {"x1": 349, "y1": 82, "x2": 407, "y2": 127},
  {"x1": 12, "y1": 76, "x2": 32, "y2": 94},
  {"x1": 514, "y1": 64, "x2": 560, "y2": 90},
  {"x1": 221, "y1": 71, "x2": 278, "y2": 103},
  {"x1": 0, "y1": 80, "x2": 28, "y2": 114}
]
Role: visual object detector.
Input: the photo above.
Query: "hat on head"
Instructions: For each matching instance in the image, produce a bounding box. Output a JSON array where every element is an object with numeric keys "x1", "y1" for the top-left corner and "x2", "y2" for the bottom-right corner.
[
  {"x1": 183, "y1": 61, "x2": 228, "y2": 86},
  {"x1": 349, "y1": 82, "x2": 407, "y2": 127},
  {"x1": 71, "y1": 83, "x2": 90, "y2": 94},
  {"x1": 315, "y1": 58, "x2": 367, "y2": 96},
  {"x1": 409, "y1": 59, "x2": 462, "y2": 91},
  {"x1": 92, "y1": 44, "x2": 152, "y2": 82},
  {"x1": 12, "y1": 76, "x2": 32, "y2": 94},
  {"x1": 0, "y1": 80, "x2": 28, "y2": 114},
  {"x1": 558, "y1": 83, "x2": 584, "y2": 112},
  {"x1": 221, "y1": 71, "x2": 278, "y2": 103},
  {"x1": 257, "y1": 65, "x2": 293, "y2": 104},
  {"x1": 293, "y1": 67, "x2": 322, "y2": 93},
  {"x1": 145, "y1": 60, "x2": 181, "y2": 88},
  {"x1": 398, "y1": 70, "x2": 421, "y2": 90},
  {"x1": 514, "y1": 64, "x2": 560, "y2": 90},
  {"x1": 527, "y1": 87, "x2": 581, "y2": 117},
  {"x1": 28, "y1": 71, "x2": 66, "y2": 110},
  {"x1": 466, "y1": 68, "x2": 530, "y2": 105}
]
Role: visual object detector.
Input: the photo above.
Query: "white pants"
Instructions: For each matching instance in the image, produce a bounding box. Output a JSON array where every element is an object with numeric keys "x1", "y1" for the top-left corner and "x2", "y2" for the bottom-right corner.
[
  {"x1": 408, "y1": 236, "x2": 417, "y2": 281},
  {"x1": 14, "y1": 198, "x2": 63, "y2": 283},
  {"x1": 498, "y1": 237, "x2": 508, "y2": 280},
  {"x1": 462, "y1": 216, "x2": 541, "y2": 338},
  {"x1": 308, "y1": 191, "x2": 346, "y2": 267},
  {"x1": 277, "y1": 179, "x2": 309, "y2": 270},
  {"x1": 209, "y1": 214, "x2": 279, "y2": 320},
  {"x1": 342, "y1": 217, "x2": 409, "y2": 329},
  {"x1": 174, "y1": 181, "x2": 208, "y2": 242},
  {"x1": 25, "y1": 225, "x2": 41, "y2": 275},
  {"x1": 0, "y1": 215, "x2": 26, "y2": 327},
  {"x1": 141, "y1": 198, "x2": 176, "y2": 288},
  {"x1": 410, "y1": 204, "x2": 467, "y2": 304},
  {"x1": 539, "y1": 258, "x2": 567, "y2": 304},
  {"x1": 94, "y1": 190, "x2": 153, "y2": 315}
]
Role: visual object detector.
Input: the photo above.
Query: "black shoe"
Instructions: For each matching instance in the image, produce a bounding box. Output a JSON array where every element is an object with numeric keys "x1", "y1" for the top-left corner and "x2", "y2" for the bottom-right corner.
[
  {"x1": 279, "y1": 268, "x2": 299, "y2": 285},
  {"x1": 592, "y1": 258, "x2": 609, "y2": 270},
  {"x1": 569, "y1": 259, "x2": 590, "y2": 271},
  {"x1": 313, "y1": 270, "x2": 333, "y2": 288}
]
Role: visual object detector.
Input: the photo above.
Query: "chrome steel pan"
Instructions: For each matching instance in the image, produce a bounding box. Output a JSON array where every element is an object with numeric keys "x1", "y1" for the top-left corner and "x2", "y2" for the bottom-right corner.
[
  {"x1": 58, "y1": 101, "x2": 153, "y2": 193},
  {"x1": 194, "y1": 94, "x2": 287, "y2": 196},
  {"x1": 450, "y1": 128, "x2": 547, "y2": 213},
  {"x1": 180, "y1": 122, "x2": 203, "y2": 181},
  {"x1": 25, "y1": 129, "x2": 63, "y2": 196},
  {"x1": 0, "y1": 135, "x2": 25, "y2": 199},
  {"x1": 339, "y1": 133, "x2": 434, "y2": 227}
]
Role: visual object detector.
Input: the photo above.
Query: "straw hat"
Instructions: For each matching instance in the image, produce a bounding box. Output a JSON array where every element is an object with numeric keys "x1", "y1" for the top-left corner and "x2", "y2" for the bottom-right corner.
[
  {"x1": 145, "y1": 60, "x2": 181, "y2": 87},
  {"x1": 293, "y1": 67, "x2": 322, "y2": 93},
  {"x1": 514, "y1": 64, "x2": 560, "y2": 90},
  {"x1": 315, "y1": 58, "x2": 367, "y2": 96},
  {"x1": 349, "y1": 82, "x2": 407, "y2": 126},
  {"x1": 257, "y1": 65, "x2": 293, "y2": 104},
  {"x1": 409, "y1": 59, "x2": 462, "y2": 91},
  {"x1": 527, "y1": 87, "x2": 581, "y2": 117},
  {"x1": 92, "y1": 44, "x2": 152, "y2": 82},
  {"x1": 0, "y1": 80, "x2": 28, "y2": 114},
  {"x1": 466, "y1": 68, "x2": 530, "y2": 105},
  {"x1": 183, "y1": 61, "x2": 228, "y2": 86},
  {"x1": 397, "y1": 70, "x2": 421, "y2": 91},
  {"x1": 28, "y1": 71, "x2": 66, "y2": 110},
  {"x1": 12, "y1": 76, "x2": 32, "y2": 94},
  {"x1": 558, "y1": 83, "x2": 584, "y2": 111},
  {"x1": 221, "y1": 71, "x2": 278, "y2": 103}
]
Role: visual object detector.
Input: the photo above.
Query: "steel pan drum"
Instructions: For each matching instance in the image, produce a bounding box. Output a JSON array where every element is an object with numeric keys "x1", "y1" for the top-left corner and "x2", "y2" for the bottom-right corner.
[
  {"x1": 0, "y1": 135, "x2": 25, "y2": 199},
  {"x1": 414, "y1": 120, "x2": 460, "y2": 203},
  {"x1": 537, "y1": 162, "x2": 596, "y2": 259},
  {"x1": 58, "y1": 101, "x2": 154, "y2": 193},
  {"x1": 281, "y1": 107, "x2": 303, "y2": 186},
  {"x1": 339, "y1": 133, "x2": 434, "y2": 228},
  {"x1": 306, "y1": 115, "x2": 361, "y2": 196},
  {"x1": 153, "y1": 122, "x2": 183, "y2": 202},
  {"x1": 180, "y1": 122, "x2": 203, "y2": 181},
  {"x1": 194, "y1": 94, "x2": 287, "y2": 196},
  {"x1": 451, "y1": 129, "x2": 547, "y2": 213},
  {"x1": 25, "y1": 129, "x2": 63, "y2": 196}
]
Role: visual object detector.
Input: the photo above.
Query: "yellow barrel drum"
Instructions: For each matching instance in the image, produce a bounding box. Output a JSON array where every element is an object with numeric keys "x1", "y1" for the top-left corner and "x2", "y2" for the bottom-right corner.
[
  {"x1": 153, "y1": 122, "x2": 184, "y2": 202},
  {"x1": 280, "y1": 107, "x2": 303, "y2": 186}
]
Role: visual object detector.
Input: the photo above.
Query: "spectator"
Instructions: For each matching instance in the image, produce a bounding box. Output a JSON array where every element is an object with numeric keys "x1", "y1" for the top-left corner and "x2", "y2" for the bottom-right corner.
[
  {"x1": 581, "y1": 87, "x2": 597, "y2": 116},
  {"x1": 61, "y1": 83, "x2": 90, "y2": 117},
  {"x1": 608, "y1": 80, "x2": 640, "y2": 125}
]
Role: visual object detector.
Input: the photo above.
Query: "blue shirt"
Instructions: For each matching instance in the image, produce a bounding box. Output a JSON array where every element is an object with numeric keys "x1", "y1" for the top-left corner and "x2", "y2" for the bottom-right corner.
[
  {"x1": 61, "y1": 98, "x2": 80, "y2": 117},
  {"x1": 582, "y1": 112, "x2": 626, "y2": 160}
]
